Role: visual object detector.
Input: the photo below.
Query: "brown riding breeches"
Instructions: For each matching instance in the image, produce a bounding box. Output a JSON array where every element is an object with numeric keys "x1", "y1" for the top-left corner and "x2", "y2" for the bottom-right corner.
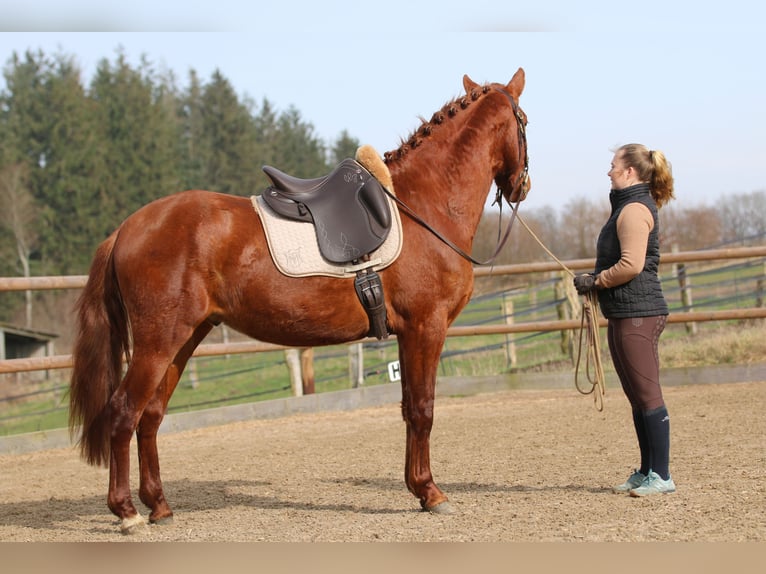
[{"x1": 607, "y1": 315, "x2": 667, "y2": 412}]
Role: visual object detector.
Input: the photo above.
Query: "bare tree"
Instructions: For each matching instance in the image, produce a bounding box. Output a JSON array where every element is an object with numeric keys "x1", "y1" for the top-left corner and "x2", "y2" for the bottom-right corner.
[
  {"x1": 553, "y1": 196, "x2": 609, "y2": 260},
  {"x1": 0, "y1": 163, "x2": 38, "y2": 327},
  {"x1": 661, "y1": 204, "x2": 723, "y2": 250},
  {"x1": 718, "y1": 190, "x2": 766, "y2": 245}
]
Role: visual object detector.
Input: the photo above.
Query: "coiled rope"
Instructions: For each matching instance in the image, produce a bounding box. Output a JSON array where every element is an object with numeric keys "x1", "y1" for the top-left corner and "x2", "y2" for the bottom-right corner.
[{"x1": 515, "y1": 214, "x2": 606, "y2": 411}]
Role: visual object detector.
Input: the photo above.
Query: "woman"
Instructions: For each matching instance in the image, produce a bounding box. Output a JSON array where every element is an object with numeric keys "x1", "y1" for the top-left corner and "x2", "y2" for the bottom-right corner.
[{"x1": 574, "y1": 143, "x2": 676, "y2": 497}]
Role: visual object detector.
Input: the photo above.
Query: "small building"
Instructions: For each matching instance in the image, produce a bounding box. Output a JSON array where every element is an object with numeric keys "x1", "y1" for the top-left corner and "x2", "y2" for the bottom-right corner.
[{"x1": 0, "y1": 322, "x2": 57, "y2": 361}]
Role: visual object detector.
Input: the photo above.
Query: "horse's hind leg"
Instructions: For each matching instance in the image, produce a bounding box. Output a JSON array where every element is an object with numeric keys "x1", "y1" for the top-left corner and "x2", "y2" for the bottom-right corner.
[
  {"x1": 107, "y1": 355, "x2": 175, "y2": 533},
  {"x1": 136, "y1": 323, "x2": 213, "y2": 525},
  {"x1": 134, "y1": 369, "x2": 178, "y2": 525}
]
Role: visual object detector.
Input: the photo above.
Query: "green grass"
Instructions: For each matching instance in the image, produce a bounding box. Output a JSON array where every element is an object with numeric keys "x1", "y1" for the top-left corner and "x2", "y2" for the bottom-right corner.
[{"x1": 660, "y1": 321, "x2": 765, "y2": 367}]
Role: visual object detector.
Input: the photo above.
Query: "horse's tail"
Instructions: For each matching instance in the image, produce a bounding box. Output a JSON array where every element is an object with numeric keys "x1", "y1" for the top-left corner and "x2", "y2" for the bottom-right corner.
[{"x1": 68, "y1": 230, "x2": 130, "y2": 467}]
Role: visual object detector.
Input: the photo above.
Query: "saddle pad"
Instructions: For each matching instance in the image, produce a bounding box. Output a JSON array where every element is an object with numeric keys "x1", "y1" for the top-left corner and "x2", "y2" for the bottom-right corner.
[{"x1": 251, "y1": 193, "x2": 403, "y2": 278}]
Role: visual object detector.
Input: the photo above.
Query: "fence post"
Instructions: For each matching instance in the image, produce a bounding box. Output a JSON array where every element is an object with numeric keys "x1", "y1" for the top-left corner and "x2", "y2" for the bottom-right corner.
[
  {"x1": 221, "y1": 324, "x2": 231, "y2": 359},
  {"x1": 563, "y1": 272, "x2": 582, "y2": 363},
  {"x1": 751, "y1": 260, "x2": 765, "y2": 326},
  {"x1": 188, "y1": 358, "x2": 200, "y2": 389},
  {"x1": 672, "y1": 244, "x2": 698, "y2": 335},
  {"x1": 555, "y1": 274, "x2": 572, "y2": 357},
  {"x1": 349, "y1": 343, "x2": 364, "y2": 388},
  {"x1": 300, "y1": 348, "x2": 315, "y2": 394},
  {"x1": 502, "y1": 293, "x2": 517, "y2": 367},
  {"x1": 284, "y1": 348, "x2": 303, "y2": 397}
]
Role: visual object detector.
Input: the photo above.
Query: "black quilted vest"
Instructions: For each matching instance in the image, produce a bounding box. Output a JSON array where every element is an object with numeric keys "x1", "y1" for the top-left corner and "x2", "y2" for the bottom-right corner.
[{"x1": 595, "y1": 183, "x2": 668, "y2": 319}]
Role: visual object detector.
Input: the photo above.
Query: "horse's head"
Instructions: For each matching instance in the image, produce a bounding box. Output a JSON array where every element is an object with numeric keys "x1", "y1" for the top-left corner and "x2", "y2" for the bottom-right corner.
[{"x1": 464, "y1": 68, "x2": 531, "y2": 205}]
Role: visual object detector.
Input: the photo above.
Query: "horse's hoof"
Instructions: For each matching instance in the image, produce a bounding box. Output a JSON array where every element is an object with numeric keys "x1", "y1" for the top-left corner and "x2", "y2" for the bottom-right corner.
[
  {"x1": 426, "y1": 501, "x2": 455, "y2": 515},
  {"x1": 120, "y1": 513, "x2": 148, "y2": 535},
  {"x1": 150, "y1": 514, "x2": 174, "y2": 526}
]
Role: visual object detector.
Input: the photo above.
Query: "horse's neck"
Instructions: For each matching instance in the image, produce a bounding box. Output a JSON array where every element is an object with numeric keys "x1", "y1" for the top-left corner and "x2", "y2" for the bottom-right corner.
[{"x1": 390, "y1": 140, "x2": 494, "y2": 247}]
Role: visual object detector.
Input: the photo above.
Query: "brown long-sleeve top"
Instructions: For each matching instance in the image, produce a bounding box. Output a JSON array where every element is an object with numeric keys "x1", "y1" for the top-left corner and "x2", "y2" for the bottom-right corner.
[{"x1": 594, "y1": 202, "x2": 654, "y2": 289}]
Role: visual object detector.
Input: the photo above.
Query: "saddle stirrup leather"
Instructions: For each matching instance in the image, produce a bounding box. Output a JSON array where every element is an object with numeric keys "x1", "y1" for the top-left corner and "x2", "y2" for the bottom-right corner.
[{"x1": 354, "y1": 267, "x2": 388, "y2": 340}]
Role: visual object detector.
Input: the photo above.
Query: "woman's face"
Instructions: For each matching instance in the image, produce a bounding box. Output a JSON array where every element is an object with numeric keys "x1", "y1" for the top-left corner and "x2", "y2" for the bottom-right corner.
[{"x1": 608, "y1": 153, "x2": 633, "y2": 190}]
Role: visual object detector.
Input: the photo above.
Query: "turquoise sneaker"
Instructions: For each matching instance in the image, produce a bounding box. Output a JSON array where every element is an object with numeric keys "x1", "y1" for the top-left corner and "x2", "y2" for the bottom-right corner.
[
  {"x1": 612, "y1": 470, "x2": 646, "y2": 494},
  {"x1": 629, "y1": 470, "x2": 676, "y2": 497}
]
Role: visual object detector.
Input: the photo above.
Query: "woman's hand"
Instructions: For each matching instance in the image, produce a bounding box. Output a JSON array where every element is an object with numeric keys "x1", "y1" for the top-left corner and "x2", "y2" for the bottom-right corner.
[{"x1": 574, "y1": 273, "x2": 597, "y2": 295}]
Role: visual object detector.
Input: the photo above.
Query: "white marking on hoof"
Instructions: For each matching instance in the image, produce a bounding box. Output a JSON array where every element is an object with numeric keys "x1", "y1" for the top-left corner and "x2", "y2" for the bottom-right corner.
[{"x1": 120, "y1": 513, "x2": 147, "y2": 535}]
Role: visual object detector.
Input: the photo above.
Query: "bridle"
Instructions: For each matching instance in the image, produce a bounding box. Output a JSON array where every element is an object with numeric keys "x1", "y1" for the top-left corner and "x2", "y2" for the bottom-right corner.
[
  {"x1": 381, "y1": 86, "x2": 530, "y2": 266},
  {"x1": 493, "y1": 86, "x2": 530, "y2": 206}
]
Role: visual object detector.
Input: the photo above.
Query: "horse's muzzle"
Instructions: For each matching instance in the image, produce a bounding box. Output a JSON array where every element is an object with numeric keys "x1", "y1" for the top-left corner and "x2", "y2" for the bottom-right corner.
[{"x1": 511, "y1": 172, "x2": 531, "y2": 203}]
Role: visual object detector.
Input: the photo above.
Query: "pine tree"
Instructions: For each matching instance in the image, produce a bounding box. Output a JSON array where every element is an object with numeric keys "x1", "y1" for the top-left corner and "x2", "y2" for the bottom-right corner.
[
  {"x1": 194, "y1": 70, "x2": 261, "y2": 196},
  {"x1": 0, "y1": 49, "x2": 104, "y2": 273},
  {"x1": 89, "y1": 51, "x2": 183, "y2": 230},
  {"x1": 330, "y1": 129, "x2": 361, "y2": 165},
  {"x1": 268, "y1": 105, "x2": 330, "y2": 180},
  {"x1": 177, "y1": 69, "x2": 206, "y2": 190}
]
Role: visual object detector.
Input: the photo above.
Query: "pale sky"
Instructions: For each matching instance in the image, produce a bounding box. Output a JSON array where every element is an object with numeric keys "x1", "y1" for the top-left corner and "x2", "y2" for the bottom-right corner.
[{"x1": 1, "y1": 0, "x2": 764, "y2": 211}]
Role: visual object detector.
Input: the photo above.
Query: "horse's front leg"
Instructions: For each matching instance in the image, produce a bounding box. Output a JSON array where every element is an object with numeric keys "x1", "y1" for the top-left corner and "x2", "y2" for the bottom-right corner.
[{"x1": 398, "y1": 330, "x2": 454, "y2": 514}]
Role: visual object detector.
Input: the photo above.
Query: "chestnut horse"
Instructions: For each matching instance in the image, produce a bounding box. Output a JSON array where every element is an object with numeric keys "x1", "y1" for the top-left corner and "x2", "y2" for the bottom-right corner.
[{"x1": 69, "y1": 68, "x2": 531, "y2": 534}]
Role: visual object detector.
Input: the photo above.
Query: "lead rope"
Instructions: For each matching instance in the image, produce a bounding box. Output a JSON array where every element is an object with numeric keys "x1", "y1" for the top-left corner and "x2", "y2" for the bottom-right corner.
[{"x1": 515, "y1": 214, "x2": 606, "y2": 411}]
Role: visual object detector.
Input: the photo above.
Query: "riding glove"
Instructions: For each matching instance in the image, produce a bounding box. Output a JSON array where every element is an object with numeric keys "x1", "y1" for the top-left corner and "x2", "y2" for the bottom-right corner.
[{"x1": 573, "y1": 273, "x2": 597, "y2": 295}]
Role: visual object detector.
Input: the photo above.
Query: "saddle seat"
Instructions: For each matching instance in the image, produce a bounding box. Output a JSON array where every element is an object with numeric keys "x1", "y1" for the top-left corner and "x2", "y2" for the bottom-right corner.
[
  {"x1": 262, "y1": 158, "x2": 392, "y2": 264},
  {"x1": 261, "y1": 168, "x2": 332, "y2": 196}
]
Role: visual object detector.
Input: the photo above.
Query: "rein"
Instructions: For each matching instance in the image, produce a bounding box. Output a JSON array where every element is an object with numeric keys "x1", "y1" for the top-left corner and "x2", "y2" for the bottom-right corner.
[
  {"x1": 381, "y1": 187, "x2": 521, "y2": 266},
  {"x1": 514, "y1": 214, "x2": 606, "y2": 411},
  {"x1": 575, "y1": 291, "x2": 606, "y2": 411}
]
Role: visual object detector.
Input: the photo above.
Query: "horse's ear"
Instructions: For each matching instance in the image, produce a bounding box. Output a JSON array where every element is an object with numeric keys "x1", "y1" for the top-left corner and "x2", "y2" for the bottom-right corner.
[
  {"x1": 507, "y1": 67, "x2": 526, "y2": 97},
  {"x1": 463, "y1": 74, "x2": 479, "y2": 93}
]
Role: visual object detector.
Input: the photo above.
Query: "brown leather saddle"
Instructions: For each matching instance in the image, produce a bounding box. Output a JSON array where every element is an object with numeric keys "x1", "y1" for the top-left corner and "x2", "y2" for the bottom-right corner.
[
  {"x1": 261, "y1": 158, "x2": 392, "y2": 264},
  {"x1": 261, "y1": 158, "x2": 392, "y2": 339}
]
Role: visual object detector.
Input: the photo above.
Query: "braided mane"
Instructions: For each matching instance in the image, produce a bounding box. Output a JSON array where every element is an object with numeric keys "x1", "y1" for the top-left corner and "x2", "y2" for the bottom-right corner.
[{"x1": 383, "y1": 83, "x2": 493, "y2": 164}]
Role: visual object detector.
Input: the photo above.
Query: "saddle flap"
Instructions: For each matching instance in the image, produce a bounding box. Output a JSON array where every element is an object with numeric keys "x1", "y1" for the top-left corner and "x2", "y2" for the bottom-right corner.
[{"x1": 358, "y1": 177, "x2": 391, "y2": 230}]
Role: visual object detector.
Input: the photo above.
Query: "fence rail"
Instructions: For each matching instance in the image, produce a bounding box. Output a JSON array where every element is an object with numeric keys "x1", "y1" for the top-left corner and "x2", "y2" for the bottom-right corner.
[
  {"x1": 2, "y1": 246, "x2": 765, "y2": 292},
  {"x1": 471, "y1": 245, "x2": 766, "y2": 276},
  {"x1": 1, "y1": 245, "x2": 765, "y2": 376}
]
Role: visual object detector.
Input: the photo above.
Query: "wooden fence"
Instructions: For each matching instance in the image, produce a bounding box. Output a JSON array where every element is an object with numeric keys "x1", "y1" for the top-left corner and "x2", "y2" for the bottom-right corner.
[{"x1": 1, "y1": 245, "x2": 765, "y2": 376}]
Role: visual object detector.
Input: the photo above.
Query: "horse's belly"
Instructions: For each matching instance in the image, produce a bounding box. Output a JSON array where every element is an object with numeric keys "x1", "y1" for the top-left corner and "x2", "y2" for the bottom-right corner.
[{"x1": 221, "y1": 280, "x2": 373, "y2": 347}]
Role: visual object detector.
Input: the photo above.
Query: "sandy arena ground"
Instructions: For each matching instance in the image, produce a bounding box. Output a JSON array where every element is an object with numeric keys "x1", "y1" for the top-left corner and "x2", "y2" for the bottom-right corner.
[{"x1": 0, "y1": 381, "x2": 764, "y2": 542}]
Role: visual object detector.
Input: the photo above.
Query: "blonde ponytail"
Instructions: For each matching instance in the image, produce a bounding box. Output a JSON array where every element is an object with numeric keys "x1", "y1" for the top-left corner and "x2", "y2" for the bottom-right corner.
[
  {"x1": 648, "y1": 149, "x2": 674, "y2": 208},
  {"x1": 617, "y1": 143, "x2": 675, "y2": 208}
]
